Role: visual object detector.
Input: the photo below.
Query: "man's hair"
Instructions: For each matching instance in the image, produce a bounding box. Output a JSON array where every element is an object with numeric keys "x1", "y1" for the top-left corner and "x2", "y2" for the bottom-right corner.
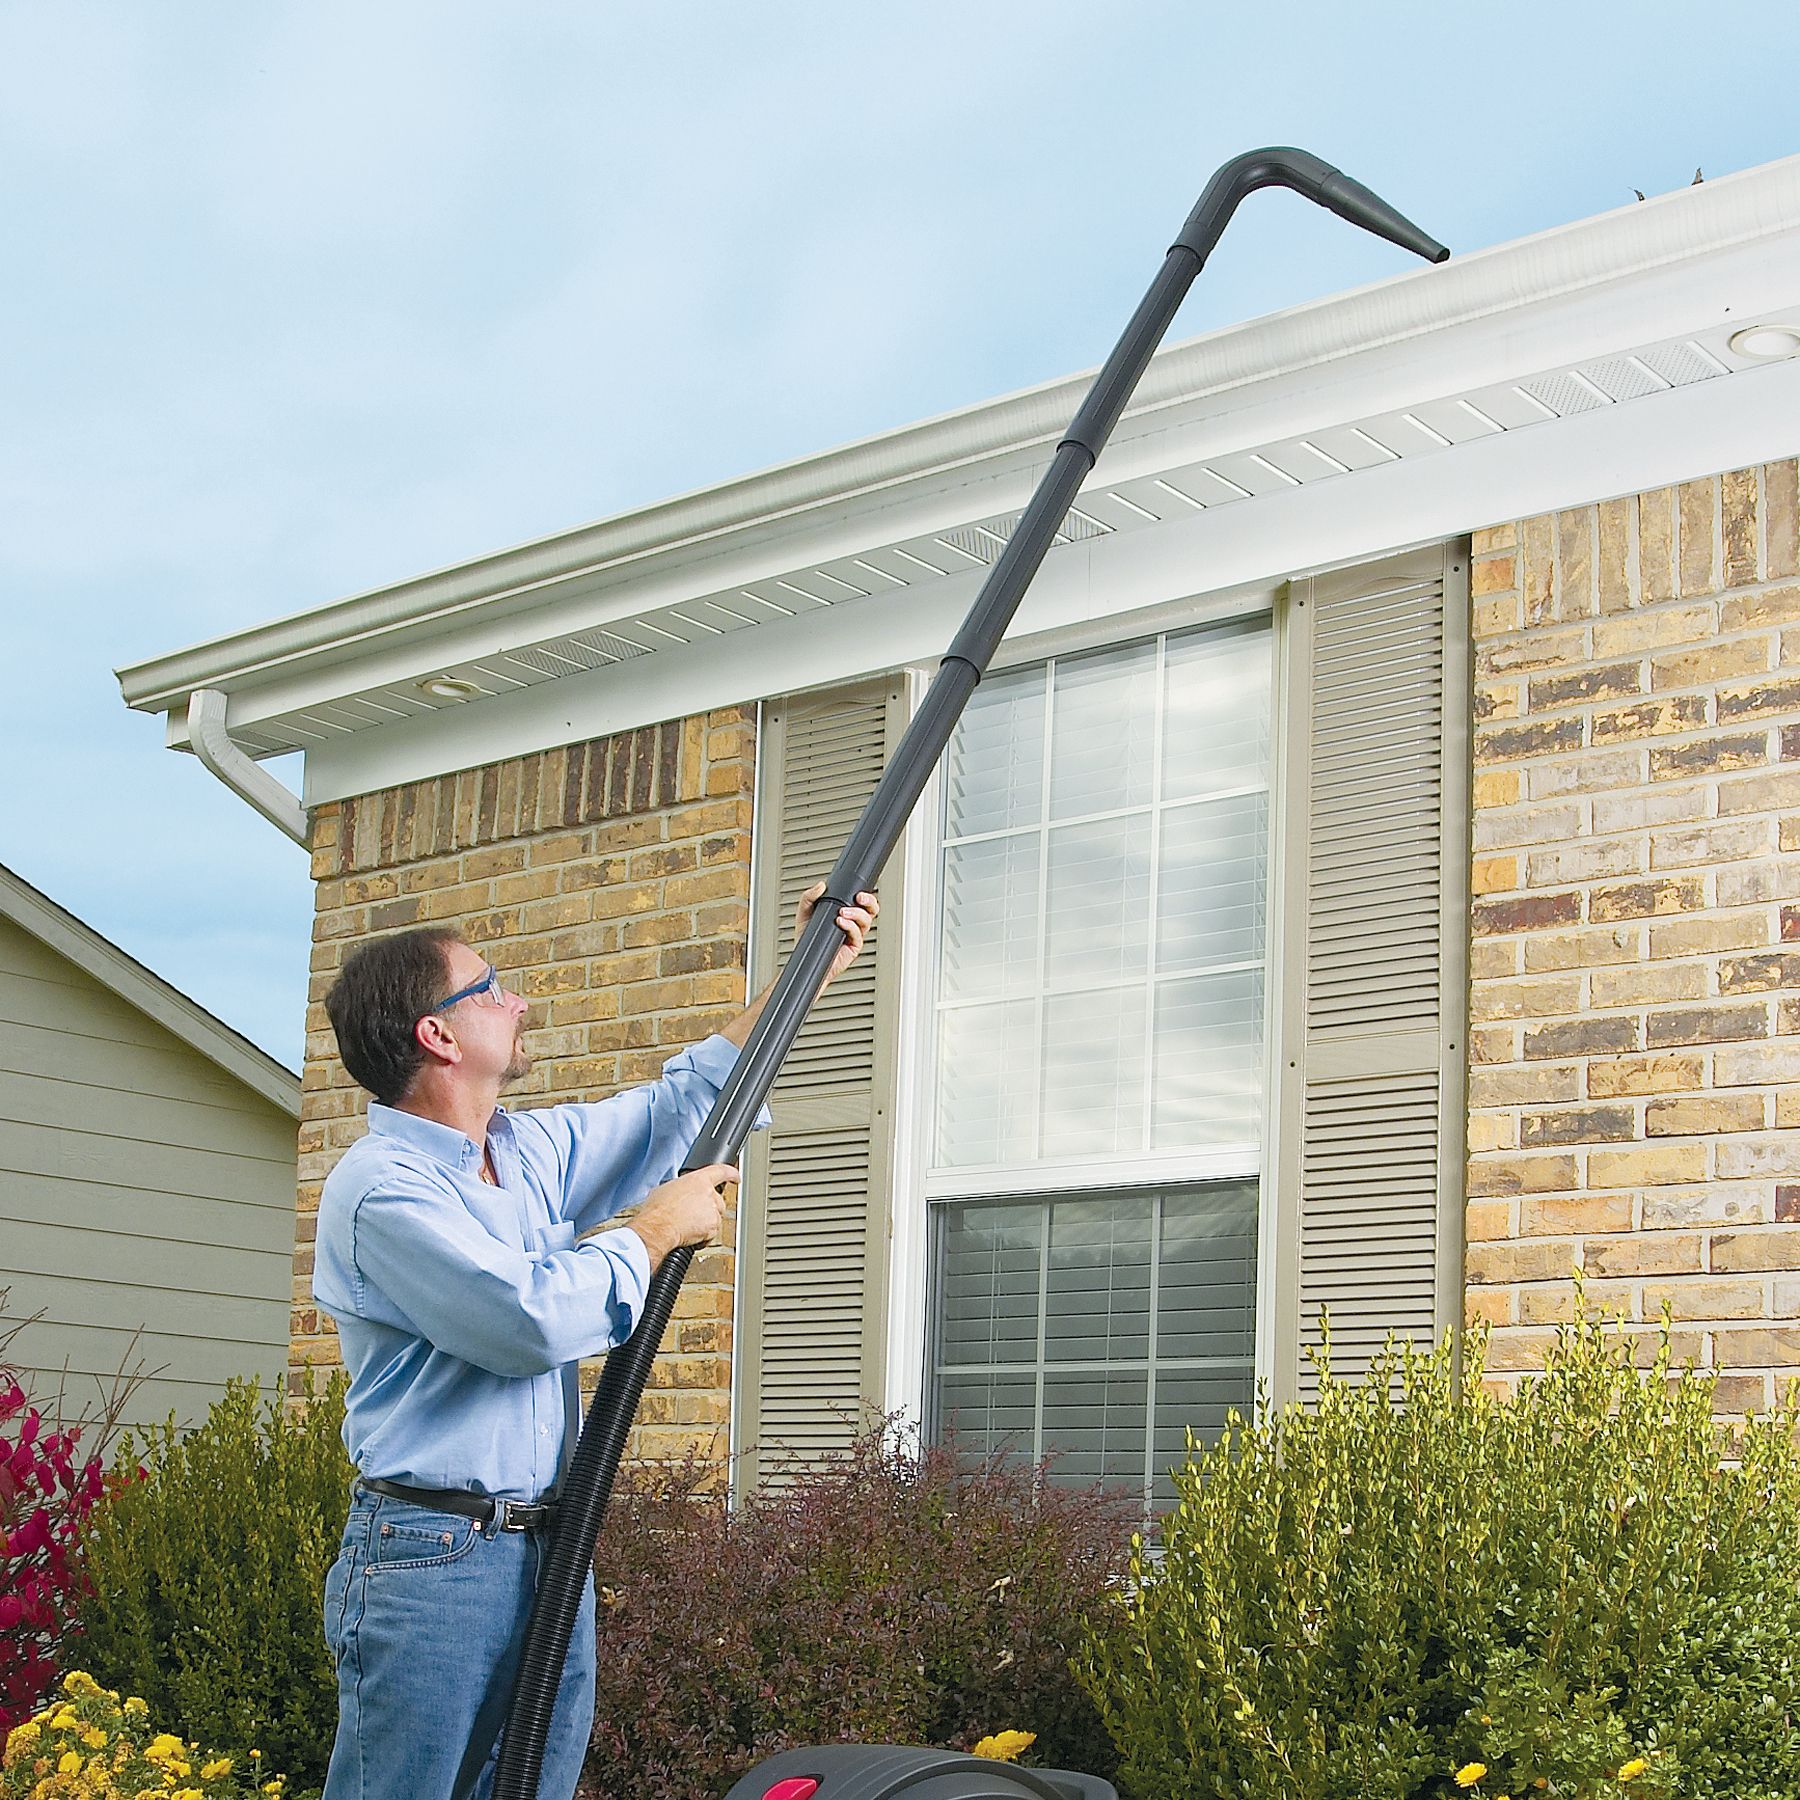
[{"x1": 324, "y1": 927, "x2": 465, "y2": 1105}]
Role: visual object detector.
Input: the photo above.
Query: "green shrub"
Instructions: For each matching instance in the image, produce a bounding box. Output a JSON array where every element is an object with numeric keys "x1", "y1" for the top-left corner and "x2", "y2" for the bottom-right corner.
[
  {"x1": 1076, "y1": 1301, "x2": 1800, "y2": 1800},
  {"x1": 75, "y1": 1377, "x2": 352, "y2": 1793},
  {"x1": 580, "y1": 1424, "x2": 1133, "y2": 1800}
]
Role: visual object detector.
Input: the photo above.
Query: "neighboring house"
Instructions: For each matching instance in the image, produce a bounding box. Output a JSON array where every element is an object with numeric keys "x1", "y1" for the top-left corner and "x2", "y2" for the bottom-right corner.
[
  {"x1": 0, "y1": 862, "x2": 300, "y2": 1429},
  {"x1": 117, "y1": 155, "x2": 1800, "y2": 1505}
]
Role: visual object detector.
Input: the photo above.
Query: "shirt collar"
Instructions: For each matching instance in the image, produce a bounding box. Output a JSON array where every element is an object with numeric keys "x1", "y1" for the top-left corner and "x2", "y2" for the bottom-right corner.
[{"x1": 367, "y1": 1101, "x2": 513, "y2": 1172}]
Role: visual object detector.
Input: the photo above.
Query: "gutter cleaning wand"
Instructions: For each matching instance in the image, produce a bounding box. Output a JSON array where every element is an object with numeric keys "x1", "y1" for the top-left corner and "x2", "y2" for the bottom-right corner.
[{"x1": 491, "y1": 147, "x2": 1448, "y2": 1800}]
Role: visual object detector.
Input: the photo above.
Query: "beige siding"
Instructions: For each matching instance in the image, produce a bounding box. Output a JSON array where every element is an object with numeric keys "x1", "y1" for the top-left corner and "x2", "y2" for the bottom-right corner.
[{"x1": 0, "y1": 918, "x2": 296, "y2": 1429}]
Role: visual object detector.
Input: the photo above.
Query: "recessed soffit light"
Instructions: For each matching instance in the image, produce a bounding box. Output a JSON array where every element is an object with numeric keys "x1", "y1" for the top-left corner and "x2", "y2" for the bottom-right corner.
[
  {"x1": 417, "y1": 676, "x2": 482, "y2": 701},
  {"x1": 1727, "y1": 324, "x2": 1800, "y2": 362}
]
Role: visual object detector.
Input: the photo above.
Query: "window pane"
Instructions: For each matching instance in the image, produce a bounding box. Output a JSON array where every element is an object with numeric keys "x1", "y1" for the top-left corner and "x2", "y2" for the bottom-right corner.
[
  {"x1": 1045, "y1": 1197, "x2": 1151, "y2": 1364},
  {"x1": 1045, "y1": 815, "x2": 1151, "y2": 989},
  {"x1": 1042, "y1": 1372, "x2": 1147, "y2": 1493},
  {"x1": 1162, "y1": 618, "x2": 1270, "y2": 802},
  {"x1": 939, "y1": 1202, "x2": 1042, "y2": 1367},
  {"x1": 1152, "y1": 1371, "x2": 1251, "y2": 1503},
  {"x1": 945, "y1": 664, "x2": 1045, "y2": 839},
  {"x1": 1049, "y1": 640, "x2": 1157, "y2": 820},
  {"x1": 1150, "y1": 970, "x2": 1264, "y2": 1148},
  {"x1": 930, "y1": 1183, "x2": 1259, "y2": 1509},
  {"x1": 1041, "y1": 986, "x2": 1146, "y2": 1159},
  {"x1": 938, "y1": 1373, "x2": 1036, "y2": 1465},
  {"x1": 1156, "y1": 792, "x2": 1267, "y2": 974},
  {"x1": 936, "y1": 1001, "x2": 1037, "y2": 1167},
  {"x1": 941, "y1": 835, "x2": 1040, "y2": 1003},
  {"x1": 1158, "y1": 1183, "x2": 1258, "y2": 1361}
]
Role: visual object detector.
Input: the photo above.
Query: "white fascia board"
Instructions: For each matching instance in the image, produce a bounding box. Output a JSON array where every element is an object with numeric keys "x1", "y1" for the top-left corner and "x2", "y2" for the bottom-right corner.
[
  {"x1": 122, "y1": 154, "x2": 1800, "y2": 720},
  {"x1": 180, "y1": 231, "x2": 1800, "y2": 759},
  {"x1": 303, "y1": 354, "x2": 1800, "y2": 804}
]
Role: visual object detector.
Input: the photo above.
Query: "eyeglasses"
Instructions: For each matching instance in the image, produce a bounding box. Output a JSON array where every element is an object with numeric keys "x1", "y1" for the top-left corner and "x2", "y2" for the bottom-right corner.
[{"x1": 430, "y1": 962, "x2": 508, "y2": 1014}]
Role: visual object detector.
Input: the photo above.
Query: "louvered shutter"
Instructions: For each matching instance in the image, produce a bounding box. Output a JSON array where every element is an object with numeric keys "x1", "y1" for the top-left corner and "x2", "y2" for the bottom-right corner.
[
  {"x1": 1271, "y1": 546, "x2": 1470, "y2": 1400},
  {"x1": 735, "y1": 677, "x2": 908, "y2": 1490}
]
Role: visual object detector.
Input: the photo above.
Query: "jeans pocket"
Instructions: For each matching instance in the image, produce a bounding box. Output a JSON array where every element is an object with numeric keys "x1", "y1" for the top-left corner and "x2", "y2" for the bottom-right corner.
[{"x1": 367, "y1": 1504, "x2": 484, "y2": 1571}]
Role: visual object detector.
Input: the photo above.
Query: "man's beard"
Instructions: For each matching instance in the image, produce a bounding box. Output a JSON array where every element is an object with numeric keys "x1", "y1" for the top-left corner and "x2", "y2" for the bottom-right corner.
[{"x1": 503, "y1": 1027, "x2": 532, "y2": 1085}]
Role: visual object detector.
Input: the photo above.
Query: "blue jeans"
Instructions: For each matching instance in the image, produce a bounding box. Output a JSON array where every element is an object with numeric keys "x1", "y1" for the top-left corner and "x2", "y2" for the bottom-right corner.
[{"x1": 321, "y1": 1490, "x2": 597, "y2": 1800}]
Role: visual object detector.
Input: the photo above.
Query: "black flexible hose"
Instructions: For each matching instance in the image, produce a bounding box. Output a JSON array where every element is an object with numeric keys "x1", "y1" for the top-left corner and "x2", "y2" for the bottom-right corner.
[{"x1": 490, "y1": 147, "x2": 1446, "y2": 1800}]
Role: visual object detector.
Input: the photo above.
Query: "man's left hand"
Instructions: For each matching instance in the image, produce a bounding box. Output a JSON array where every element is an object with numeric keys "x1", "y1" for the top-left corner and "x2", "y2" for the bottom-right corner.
[{"x1": 796, "y1": 882, "x2": 879, "y2": 987}]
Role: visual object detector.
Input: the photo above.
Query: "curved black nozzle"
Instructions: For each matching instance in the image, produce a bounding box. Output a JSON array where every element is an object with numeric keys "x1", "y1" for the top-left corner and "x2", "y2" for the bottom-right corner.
[
  {"x1": 1173, "y1": 146, "x2": 1450, "y2": 267},
  {"x1": 490, "y1": 150, "x2": 1446, "y2": 1800}
]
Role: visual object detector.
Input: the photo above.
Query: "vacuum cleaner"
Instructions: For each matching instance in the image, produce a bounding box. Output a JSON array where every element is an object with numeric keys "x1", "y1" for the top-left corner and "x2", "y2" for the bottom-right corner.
[{"x1": 490, "y1": 147, "x2": 1449, "y2": 1800}]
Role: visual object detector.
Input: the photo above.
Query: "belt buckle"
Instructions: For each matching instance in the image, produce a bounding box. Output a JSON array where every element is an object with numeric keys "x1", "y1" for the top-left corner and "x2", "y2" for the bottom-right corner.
[{"x1": 498, "y1": 1499, "x2": 550, "y2": 1533}]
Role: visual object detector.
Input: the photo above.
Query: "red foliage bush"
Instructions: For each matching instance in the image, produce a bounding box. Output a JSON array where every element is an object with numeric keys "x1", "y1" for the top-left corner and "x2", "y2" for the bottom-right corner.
[
  {"x1": 0, "y1": 1295, "x2": 137, "y2": 1745},
  {"x1": 579, "y1": 1426, "x2": 1132, "y2": 1800},
  {"x1": 0, "y1": 1379, "x2": 105, "y2": 1738}
]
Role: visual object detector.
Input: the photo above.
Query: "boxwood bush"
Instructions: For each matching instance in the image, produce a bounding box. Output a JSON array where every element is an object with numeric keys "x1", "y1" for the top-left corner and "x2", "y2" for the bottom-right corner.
[
  {"x1": 580, "y1": 1425, "x2": 1133, "y2": 1800},
  {"x1": 1077, "y1": 1302, "x2": 1800, "y2": 1800},
  {"x1": 75, "y1": 1376, "x2": 353, "y2": 1793}
]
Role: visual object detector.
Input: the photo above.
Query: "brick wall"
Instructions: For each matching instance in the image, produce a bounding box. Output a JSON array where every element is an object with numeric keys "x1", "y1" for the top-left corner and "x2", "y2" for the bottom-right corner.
[
  {"x1": 1466, "y1": 458, "x2": 1800, "y2": 1410},
  {"x1": 292, "y1": 707, "x2": 756, "y2": 1468}
]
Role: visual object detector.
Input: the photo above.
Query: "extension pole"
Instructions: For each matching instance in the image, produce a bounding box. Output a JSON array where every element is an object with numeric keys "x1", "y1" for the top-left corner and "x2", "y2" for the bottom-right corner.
[{"x1": 491, "y1": 147, "x2": 1448, "y2": 1800}]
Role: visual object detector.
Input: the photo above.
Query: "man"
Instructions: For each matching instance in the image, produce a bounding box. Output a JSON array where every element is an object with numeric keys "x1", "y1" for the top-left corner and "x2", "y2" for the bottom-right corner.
[{"x1": 312, "y1": 880, "x2": 877, "y2": 1800}]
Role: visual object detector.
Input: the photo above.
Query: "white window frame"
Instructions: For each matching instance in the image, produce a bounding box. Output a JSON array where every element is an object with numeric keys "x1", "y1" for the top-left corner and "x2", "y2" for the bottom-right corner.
[{"x1": 885, "y1": 578, "x2": 1287, "y2": 1427}]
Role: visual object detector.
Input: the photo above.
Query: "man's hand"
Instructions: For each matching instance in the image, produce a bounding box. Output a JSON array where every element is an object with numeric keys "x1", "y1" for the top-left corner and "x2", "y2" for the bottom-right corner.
[
  {"x1": 795, "y1": 881, "x2": 879, "y2": 988},
  {"x1": 628, "y1": 1164, "x2": 739, "y2": 1272}
]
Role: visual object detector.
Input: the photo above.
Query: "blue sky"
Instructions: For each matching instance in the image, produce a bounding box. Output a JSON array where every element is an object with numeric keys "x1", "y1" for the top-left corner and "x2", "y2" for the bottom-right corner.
[{"x1": 4, "y1": 1, "x2": 1798, "y2": 1071}]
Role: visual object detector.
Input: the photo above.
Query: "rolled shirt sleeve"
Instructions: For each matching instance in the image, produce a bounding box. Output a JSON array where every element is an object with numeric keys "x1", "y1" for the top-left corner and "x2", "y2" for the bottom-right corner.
[{"x1": 348, "y1": 1172, "x2": 653, "y2": 1378}]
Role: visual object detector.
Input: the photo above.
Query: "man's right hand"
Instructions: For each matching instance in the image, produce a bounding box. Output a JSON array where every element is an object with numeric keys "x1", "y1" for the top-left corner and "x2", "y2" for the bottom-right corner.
[{"x1": 628, "y1": 1163, "x2": 739, "y2": 1271}]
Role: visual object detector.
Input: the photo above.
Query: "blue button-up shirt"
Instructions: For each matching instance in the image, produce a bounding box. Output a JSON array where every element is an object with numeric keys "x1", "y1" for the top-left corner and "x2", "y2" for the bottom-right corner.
[{"x1": 314, "y1": 1033, "x2": 750, "y2": 1501}]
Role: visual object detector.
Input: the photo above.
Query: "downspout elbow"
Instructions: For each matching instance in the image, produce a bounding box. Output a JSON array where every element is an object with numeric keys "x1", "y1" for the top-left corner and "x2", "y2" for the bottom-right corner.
[{"x1": 187, "y1": 688, "x2": 310, "y2": 846}]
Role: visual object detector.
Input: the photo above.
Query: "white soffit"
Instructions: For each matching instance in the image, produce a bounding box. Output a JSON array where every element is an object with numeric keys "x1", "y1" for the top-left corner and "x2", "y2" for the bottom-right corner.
[{"x1": 115, "y1": 156, "x2": 1800, "y2": 806}]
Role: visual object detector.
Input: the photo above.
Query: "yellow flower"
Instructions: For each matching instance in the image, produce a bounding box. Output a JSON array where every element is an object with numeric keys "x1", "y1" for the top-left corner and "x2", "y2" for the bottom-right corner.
[
  {"x1": 1455, "y1": 1764, "x2": 1488, "y2": 1789},
  {"x1": 263, "y1": 1781, "x2": 287, "y2": 1795},
  {"x1": 62, "y1": 1671, "x2": 103, "y2": 1698},
  {"x1": 8, "y1": 1722, "x2": 40, "y2": 1747},
  {"x1": 59, "y1": 1749, "x2": 83, "y2": 1774},
  {"x1": 50, "y1": 1708, "x2": 80, "y2": 1731},
  {"x1": 971, "y1": 1730, "x2": 1036, "y2": 1762},
  {"x1": 1618, "y1": 1759, "x2": 1650, "y2": 1782},
  {"x1": 172, "y1": 1789, "x2": 204, "y2": 1800},
  {"x1": 81, "y1": 1726, "x2": 108, "y2": 1748},
  {"x1": 124, "y1": 1697, "x2": 150, "y2": 1720},
  {"x1": 202, "y1": 1756, "x2": 233, "y2": 1778}
]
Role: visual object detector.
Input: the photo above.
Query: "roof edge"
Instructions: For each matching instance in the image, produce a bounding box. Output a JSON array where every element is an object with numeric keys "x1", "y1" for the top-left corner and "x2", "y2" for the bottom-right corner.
[
  {"x1": 117, "y1": 152, "x2": 1800, "y2": 714},
  {"x1": 0, "y1": 862, "x2": 302, "y2": 1118}
]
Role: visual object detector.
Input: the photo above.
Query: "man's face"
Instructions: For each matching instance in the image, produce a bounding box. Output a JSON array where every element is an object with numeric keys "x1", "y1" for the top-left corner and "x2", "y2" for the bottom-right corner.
[{"x1": 432, "y1": 940, "x2": 532, "y2": 1086}]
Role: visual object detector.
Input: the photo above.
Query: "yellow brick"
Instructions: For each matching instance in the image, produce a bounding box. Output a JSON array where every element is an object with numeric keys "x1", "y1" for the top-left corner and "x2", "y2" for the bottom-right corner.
[
  {"x1": 1643, "y1": 1276, "x2": 1769, "y2": 1319},
  {"x1": 1592, "y1": 604, "x2": 1716, "y2": 659},
  {"x1": 1465, "y1": 1288, "x2": 1517, "y2": 1328},
  {"x1": 1519, "y1": 1194, "x2": 1633, "y2": 1236},
  {"x1": 1586, "y1": 1053, "x2": 1704, "y2": 1098},
  {"x1": 1472, "y1": 769, "x2": 1521, "y2": 809},
  {"x1": 1645, "y1": 1094, "x2": 1766, "y2": 1135},
  {"x1": 1464, "y1": 1199, "x2": 1516, "y2": 1242},
  {"x1": 1588, "y1": 1144, "x2": 1708, "y2": 1187},
  {"x1": 1650, "y1": 635, "x2": 1772, "y2": 688},
  {"x1": 1467, "y1": 1114, "x2": 1517, "y2": 1153},
  {"x1": 1466, "y1": 1153, "x2": 1578, "y2": 1197},
  {"x1": 1582, "y1": 1234, "x2": 1703, "y2": 1277}
]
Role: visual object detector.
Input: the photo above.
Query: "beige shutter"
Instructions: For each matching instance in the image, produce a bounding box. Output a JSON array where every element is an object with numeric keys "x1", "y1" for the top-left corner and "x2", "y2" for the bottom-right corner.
[
  {"x1": 734, "y1": 677, "x2": 908, "y2": 1490},
  {"x1": 1270, "y1": 546, "x2": 1470, "y2": 1400}
]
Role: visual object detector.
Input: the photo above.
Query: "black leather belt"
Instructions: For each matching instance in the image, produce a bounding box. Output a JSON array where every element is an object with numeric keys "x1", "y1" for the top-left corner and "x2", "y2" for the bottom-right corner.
[{"x1": 359, "y1": 1476, "x2": 556, "y2": 1533}]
